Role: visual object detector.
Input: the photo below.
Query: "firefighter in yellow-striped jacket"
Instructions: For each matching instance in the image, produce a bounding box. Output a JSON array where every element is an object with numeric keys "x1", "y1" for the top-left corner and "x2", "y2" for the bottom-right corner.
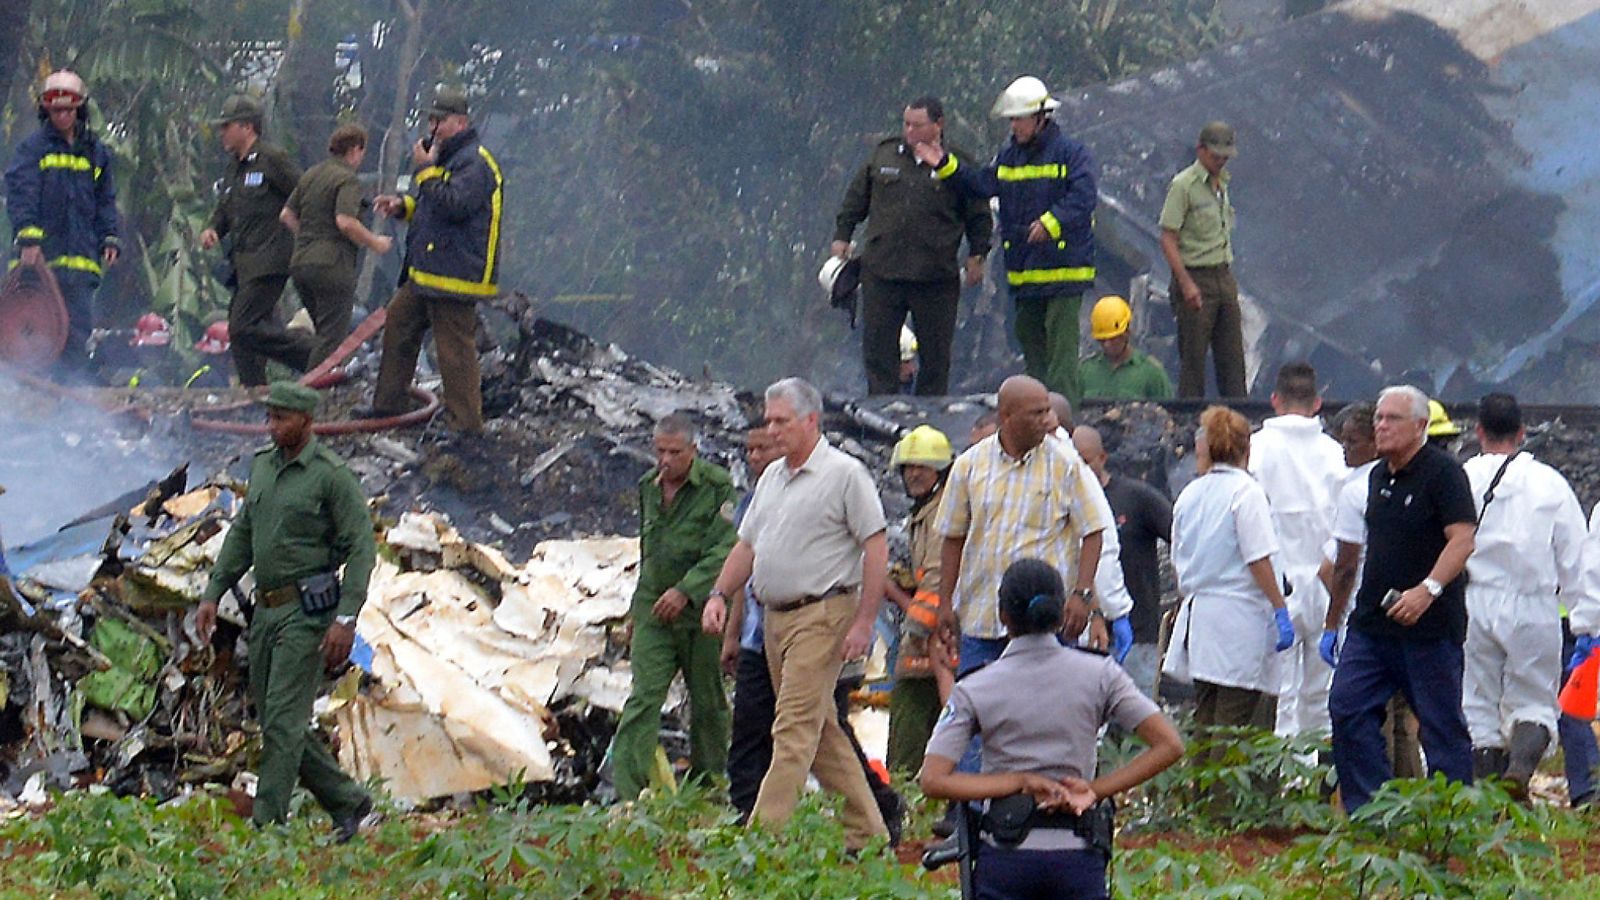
[
  {"x1": 371, "y1": 86, "x2": 504, "y2": 434},
  {"x1": 4, "y1": 71, "x2": 121, "y2": 379},
  {"x1": 885, "y1": 425, "x2": 958, "y2": 775},
  {"x1": 914, "y1": 76, "x2": 1098, "y2": 405}
]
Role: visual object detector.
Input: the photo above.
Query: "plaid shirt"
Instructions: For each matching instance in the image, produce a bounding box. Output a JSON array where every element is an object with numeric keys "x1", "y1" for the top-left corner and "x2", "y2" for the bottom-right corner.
[{"x1": 935, "y1": 433, "x2": 1110, "y2": 639}]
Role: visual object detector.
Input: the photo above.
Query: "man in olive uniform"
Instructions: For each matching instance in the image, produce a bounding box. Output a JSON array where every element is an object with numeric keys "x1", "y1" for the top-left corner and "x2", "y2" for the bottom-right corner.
[
  {"x1": 372, "y1": 87, "x2": 503, "y2": 433},
  {"x1": 833, "y1": 97, "x2": 992, "y2": 396},
  {"x1": 1160, "y1": 121, "x2": 1243, "y2": 398},
  {"x1": 1080, "y1": 295, "x2": 1173, "y2": 401},
  {"x1": 195, "y1": 382, "x2": 376, "y2": 839},
  {"x1": 612, "y1": 414, "x2": 737, "y2": 800},
  {"x1": 280, "y1": 124, "x2": 394, "y2": 368},
  {"x1": 199, "y1": 96, "x2": 313, "y2": 386}
]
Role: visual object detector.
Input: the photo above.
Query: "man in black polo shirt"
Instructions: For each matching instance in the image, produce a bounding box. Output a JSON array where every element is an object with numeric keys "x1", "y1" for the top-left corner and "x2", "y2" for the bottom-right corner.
[
  {"x1": 1325, "y1": 385, "x2": 1477, "y2": 811},
  {"x1": 1074, "y1": 425, "x2": 1172, "y2": 697}
]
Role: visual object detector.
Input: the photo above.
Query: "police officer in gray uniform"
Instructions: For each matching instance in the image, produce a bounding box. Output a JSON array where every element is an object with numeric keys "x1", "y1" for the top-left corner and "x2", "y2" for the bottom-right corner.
[{"x1": 921, "y1": 559, "x2": 1184, "y2": 898}]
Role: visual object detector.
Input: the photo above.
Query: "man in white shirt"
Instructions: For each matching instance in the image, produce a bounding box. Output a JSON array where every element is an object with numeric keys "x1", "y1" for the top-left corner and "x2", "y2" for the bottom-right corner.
[
  {"x1": 1249, "y1": 362, "x2": 1346, "y2": 737},
  {"x1": 1461, "y1": 393, "x2": 1586, "y2": 798}
]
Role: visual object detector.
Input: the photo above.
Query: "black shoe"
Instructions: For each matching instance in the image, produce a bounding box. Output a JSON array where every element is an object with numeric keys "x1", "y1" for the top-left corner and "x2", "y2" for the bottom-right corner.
[
  {"x1": 1504, "y1": 722, "x2": 1550, "y2": 801},
  {"x1": 932, "y1": 803, "x2": 958, "y2": 839},
  {"x1": 333, "y1": 797, "x2": 373, "y2": 844}
]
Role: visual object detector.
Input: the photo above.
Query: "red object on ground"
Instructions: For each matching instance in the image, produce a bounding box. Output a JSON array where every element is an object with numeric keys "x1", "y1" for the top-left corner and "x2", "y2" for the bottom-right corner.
[
  {"x1": 0, "y1": 261, "x2": 69, "y2": 370},
  {"x1": 1560, "y1": 650, "x2": 1600, "y2": 720}
]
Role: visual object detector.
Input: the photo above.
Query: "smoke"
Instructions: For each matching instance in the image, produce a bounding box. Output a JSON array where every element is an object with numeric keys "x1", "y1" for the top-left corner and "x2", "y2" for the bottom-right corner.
[{"x1": 0, "y1": 377, "x2": 180, "y2": 549}]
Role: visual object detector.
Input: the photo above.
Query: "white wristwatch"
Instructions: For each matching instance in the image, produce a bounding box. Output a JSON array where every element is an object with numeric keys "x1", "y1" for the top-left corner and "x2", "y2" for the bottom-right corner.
[
  {"x1": 335, "y1": 614, "x2": 357, "y2": 626},
  {"x1": 1421, "y1": 578, "x2": 1444, "y2": 598}
]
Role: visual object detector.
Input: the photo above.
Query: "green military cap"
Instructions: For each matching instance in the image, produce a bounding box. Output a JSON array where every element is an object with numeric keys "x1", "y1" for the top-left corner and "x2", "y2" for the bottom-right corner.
[
  {"x1": 428, "y1": 87, "x2": 470, "y2": 118},
  {"x1": 1199, "y1": 120, "x2": 1237, "y2": 158},
  {"x1": 264, "y1": 381, "x2": 320, "y2": 414},
  {"x1": 210, "y1": 94, "x2": 264, "y2": 126}
]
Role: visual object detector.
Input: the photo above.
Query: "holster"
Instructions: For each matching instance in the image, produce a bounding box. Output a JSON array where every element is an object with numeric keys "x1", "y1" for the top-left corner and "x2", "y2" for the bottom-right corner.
[
  {"x1": 980, "y1": 793, "x2": 1037, "y2": 848},
  {"x1": 296, "y1": 571, "x2": 340, "y2": 615},
  {"x1": 1073, "y1": 798, "x2": 1115, "y2": 860}
]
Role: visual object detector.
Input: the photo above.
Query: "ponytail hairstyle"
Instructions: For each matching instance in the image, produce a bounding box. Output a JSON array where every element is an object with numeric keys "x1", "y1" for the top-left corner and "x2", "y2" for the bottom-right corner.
[{"x1": 998, "y1": 559, "x2": 1065, "y2": 636}]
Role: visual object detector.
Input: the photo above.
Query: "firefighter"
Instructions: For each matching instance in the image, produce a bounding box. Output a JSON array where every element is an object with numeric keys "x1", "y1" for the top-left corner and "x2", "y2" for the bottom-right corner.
[
  {"x1": 4, "y1": 70, "x2": 122, "y2": 380},
  {"x1": 913, "y1": 76, "x2": 1098, "y2": 405}
]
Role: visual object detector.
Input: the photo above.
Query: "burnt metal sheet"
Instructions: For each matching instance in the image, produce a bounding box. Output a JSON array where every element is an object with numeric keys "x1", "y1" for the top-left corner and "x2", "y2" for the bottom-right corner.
[{"x1": 1061, "y1": 2, "x2": 1600, "y2": 400}]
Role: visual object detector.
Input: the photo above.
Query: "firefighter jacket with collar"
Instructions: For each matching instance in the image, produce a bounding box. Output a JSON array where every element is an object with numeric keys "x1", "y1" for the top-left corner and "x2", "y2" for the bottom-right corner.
[
  {"x1": 933, "y1": 119, "x2": 1096, "y2": 301},
  {"x1": 4, "y1": 122, "x2": 120, "y2": 278},
  {"x1": 400, "y1": 126, "x2": 503, "y2": 300}
]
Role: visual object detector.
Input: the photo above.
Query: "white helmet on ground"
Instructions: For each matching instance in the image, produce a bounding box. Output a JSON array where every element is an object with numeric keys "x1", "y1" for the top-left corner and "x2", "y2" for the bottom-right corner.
[{"x1": 991, "y1": 75, "x2": 1059, "y2": 118}]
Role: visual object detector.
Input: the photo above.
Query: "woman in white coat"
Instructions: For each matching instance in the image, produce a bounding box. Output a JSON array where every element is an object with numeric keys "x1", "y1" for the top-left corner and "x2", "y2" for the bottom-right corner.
[{"x1": 1165, "y1": 406, "x2": 1295, "y2": 751}]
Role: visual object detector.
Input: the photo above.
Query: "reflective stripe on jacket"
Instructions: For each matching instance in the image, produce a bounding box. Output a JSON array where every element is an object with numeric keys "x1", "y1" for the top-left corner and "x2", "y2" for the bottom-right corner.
[
  {"x1": 934, "y1": 120, "x2": 1096, "y2": 299},
  {"x1": 4, "y1": 124, "x2": 120, "y2": 276},
  {"x1": 402, "y1": 127, "x2": 503, "y2": 299}
]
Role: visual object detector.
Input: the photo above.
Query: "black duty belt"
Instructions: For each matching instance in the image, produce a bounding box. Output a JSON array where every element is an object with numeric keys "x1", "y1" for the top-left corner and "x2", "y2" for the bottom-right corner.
[
  {"x1": 766, "y1": 586, "x2": 851, "y2": 613},
  {"x1": 258, "y1": 583, "x2": 300, "y2": 609}
]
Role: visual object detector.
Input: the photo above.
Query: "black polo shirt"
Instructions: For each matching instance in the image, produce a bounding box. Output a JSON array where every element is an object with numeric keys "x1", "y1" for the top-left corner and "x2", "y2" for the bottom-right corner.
[
  {"x1": 1352, "y1": 442, "x2": 1476, "y2": 643},
  {"x1": 1103, "y1": 474, "x2": 1173, "y2": 643}
]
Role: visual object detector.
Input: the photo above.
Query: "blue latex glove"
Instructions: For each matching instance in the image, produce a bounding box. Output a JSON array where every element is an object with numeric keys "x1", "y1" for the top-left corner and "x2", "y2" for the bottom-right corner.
[
  {"x1": 1571, "y1": 634, "x2": 1600, "y2": 672},
  {"x1": 1111, "y1": 616, "x2": 1134, "y2": 664},
  {"x1": 1318, "y1": 630, "x2": 1339, "y2": 668},
  {"x1": 1273, "y1": 607, "x2": 1295, "y2": 653}
]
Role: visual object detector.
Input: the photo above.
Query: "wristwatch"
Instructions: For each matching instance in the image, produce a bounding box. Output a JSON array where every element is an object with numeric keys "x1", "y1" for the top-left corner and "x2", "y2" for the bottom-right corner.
[
  {"x1": 1071, "y1": 587, "x2": 1095, "y2": 603},
  {"x1": 708, "y1": 588, "x2": 728, "y2": 603},
  {"x1": 1421, "y1": 578, "x2": 1444, "y2": 598},
  {"x1": 335, "y1": 615, "x2": 356, "y2": 627}
]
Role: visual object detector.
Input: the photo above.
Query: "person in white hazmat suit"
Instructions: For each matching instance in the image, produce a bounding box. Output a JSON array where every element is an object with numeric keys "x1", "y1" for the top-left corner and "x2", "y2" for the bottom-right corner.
[
  {"x1": 1249, "y1": 362, "x2": 1346, "y2": 737},
  {"x1": 1461, "y1": 393, "x2": 1586, "y2": 798}
]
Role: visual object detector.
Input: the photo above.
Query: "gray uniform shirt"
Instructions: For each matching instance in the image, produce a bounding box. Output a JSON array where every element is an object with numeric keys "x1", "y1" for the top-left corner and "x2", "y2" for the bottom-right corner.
[
  {"x1": 739, "y1": 436, "x2": 887, "y2": 607},
  {"x1": 926, "y1": 633, "x2": 1160, "y2": 849}
]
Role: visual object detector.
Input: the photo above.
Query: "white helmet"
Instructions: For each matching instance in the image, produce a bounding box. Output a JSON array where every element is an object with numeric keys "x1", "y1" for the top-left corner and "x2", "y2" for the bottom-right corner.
[
  {"x1": 40, "y1": 70, "x2": 87, "y2": 109},
  {"x1": 991, "y1": 75, "x2": 1059, "y2": 119},
  {"x1": 818, "y1": 255, "x2": 848, "y2": 293},
  {"x1": 899, "y1": 325, "x2": 919, "y2": 362}
]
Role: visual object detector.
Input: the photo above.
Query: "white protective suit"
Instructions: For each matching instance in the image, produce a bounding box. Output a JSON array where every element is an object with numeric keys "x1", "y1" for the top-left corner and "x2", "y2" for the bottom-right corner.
[
  {"x1": 1249, "y1": 414, "x2": 1346, "y2": 736},
  {"x1": 1462, "y1": 451, "x2": 1585, "y2": 748}
]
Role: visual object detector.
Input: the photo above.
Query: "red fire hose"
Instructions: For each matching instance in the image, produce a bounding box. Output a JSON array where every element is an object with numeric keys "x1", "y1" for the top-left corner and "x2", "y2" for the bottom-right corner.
[{"x1": 189, "y1": 306, "x2": 440, "y2": 435}]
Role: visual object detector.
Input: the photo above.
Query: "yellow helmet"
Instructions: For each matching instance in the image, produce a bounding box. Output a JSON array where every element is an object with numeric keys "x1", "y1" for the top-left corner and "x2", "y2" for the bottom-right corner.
[
  {"x1": 1427, "y1": 400, "x2": 1461, "y2": 438},
  {"x1": 1090, "y1": 295, "x2": 1132, "y2": 340},
  {"x1": 891, "y1": 425, "x2": 953, "y2": 470}
]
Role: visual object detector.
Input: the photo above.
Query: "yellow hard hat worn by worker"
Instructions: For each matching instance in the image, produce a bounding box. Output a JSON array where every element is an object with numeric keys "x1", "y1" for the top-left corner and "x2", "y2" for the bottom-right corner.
[
  {"x1": 1091, "y1": 295, "x2": 1132, "y2": 340},
  {"x1": 991, "y1": 75, "x2": 1060, "y2": 119},
  {"x1": 891, "y1": 425, "x2": 953, "y2": 470},
  {"x1": 1427, "y1": 400, "x2": 1461, "y2": 438}
]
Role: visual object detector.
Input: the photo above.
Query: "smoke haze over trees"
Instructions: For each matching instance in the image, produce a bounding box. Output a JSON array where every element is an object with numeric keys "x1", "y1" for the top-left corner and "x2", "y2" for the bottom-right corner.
[{"x1": 1, "y1": 0, "x2": 1226, "y2": 391}]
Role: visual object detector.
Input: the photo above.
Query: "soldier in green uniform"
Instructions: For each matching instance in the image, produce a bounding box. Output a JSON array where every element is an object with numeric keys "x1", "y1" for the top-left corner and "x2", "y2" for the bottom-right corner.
[
  {"x1": 832, "y1": 97, "x2": 993, "y2": 396},
  {"x1": 280, "y1": 123, "x2": 394, "y2": 369},
  {"x1": 1080, "y1": 295, "x2": 1173, "y2": 401},
  {"x1": 199, "y1": 96, "x2": 312, "y2": 386},
  {"x1": 195, "y1": 382, "x2": 376, "y2": 840},
  {"x1": 612, "y1": 413, "x2": 738, "y2": 800}
]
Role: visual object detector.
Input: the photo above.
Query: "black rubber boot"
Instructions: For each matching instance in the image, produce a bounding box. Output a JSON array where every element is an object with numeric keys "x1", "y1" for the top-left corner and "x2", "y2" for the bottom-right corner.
[
  {"x1": 1503, "y1": 722, "x2": 1549, "y2": 801},
  {"x1": 1472, "y1": 747, "x2": 1508, "y2": 781}
]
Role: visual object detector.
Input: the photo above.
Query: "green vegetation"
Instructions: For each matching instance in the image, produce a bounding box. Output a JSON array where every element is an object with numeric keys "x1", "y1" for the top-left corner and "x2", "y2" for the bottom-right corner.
[{"x1": 5, "y1": 735, "x2": 1600, "y2": 898}]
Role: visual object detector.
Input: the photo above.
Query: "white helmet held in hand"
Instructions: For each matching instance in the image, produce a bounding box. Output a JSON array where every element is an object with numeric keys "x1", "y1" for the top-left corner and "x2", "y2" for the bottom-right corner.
[{"x1": 991, "y1": 75, "x2": 1059, "y2": 118}]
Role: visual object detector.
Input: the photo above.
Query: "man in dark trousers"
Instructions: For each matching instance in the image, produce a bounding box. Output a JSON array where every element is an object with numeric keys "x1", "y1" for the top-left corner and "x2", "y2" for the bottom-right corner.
[
  {"x1": 1324, "y1": 385, "x2": 1477, "y2": 811},
  {"x1": 195, "y1": 382, "x2": 376, "y2": 839},
  {"x1": 372, "y1": 87, "x2": 503, "y2": 434},
  {"x1": 200, "y1": 95, "x2": 312, "y2": 387},
  {"x1": 4, "y1": 70, "x2": 121, "y2": 380},
  {"x1": 832, "y1": 97, "x2": 991, "y2": 395}
]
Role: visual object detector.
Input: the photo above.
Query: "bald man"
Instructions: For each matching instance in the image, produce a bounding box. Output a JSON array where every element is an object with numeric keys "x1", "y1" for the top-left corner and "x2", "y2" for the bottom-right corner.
[
  {"x1": 1075, "y1": 426, "x2": 1173, "y2": 697},
  {"x1": 1048, "y1": 391, "x2": 1074, "y2": 435}
]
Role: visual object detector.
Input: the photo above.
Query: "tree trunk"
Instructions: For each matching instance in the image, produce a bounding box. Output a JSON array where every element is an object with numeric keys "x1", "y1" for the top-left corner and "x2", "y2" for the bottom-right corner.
[
  {"x1": 0, "y1": 0, "x2": 36, "y2": 126},
  {"x1": 275, "y1": 0, "x2": 338, "y2": 167},
  {"x1": 355, "y1": 0, "x2": 426, "y2": 308}
]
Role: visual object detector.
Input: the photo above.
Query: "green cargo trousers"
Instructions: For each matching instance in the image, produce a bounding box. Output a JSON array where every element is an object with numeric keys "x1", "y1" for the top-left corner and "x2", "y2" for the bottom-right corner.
[
  {"x1": 1014, "y1": 291, "x2": 1083, "y2": 406},
  {"x1": 611, "y1": 608, "x2": 730, "y2": 801},
  {"x1": 885, "y1": 676, "x2": 940, "y2": 776},
  {"x1": 248, "y1": 601, "x2": 368, "y2": 825}
]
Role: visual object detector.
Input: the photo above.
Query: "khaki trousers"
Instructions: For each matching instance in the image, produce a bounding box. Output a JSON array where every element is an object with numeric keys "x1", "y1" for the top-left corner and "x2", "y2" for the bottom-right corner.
[
  {"x1": 752, "y1": 593, "x2": 887, "y2": 847},
  {"x1": 1171, "y1": 264, "x2": 1246, "y2": 398}
]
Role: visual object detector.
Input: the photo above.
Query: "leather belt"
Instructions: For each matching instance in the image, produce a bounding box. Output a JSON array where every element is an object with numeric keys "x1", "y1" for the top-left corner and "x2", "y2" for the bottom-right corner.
[
  {"x1": 258, "y1": 583, "x2": 300, "y2": 609},
  {"x1": 766, "y1": 586, "x2": 851, "y2": 614}
]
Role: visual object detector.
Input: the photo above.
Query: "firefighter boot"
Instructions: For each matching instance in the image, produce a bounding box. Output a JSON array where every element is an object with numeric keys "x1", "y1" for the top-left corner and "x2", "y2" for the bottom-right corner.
[
  {"x1": 1503, "y1": 722, "x2": 1549, "y2": 801},
  {"x1": 1471, "y1": 747, "x2": 1507, "y2": 782}
]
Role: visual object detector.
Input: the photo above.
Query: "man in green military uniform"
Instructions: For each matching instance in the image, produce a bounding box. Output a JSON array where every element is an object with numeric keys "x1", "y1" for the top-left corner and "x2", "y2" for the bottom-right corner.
[
  {"x1": 195, "y1": 382, "x2": 376, "y2": 840},
  {"x1": 1160, "y1": 120, "x2": 1244, "y2": 398},
  {"x1": 833, "y1": 97, "x2": 992, "y2": 396},
  {"x1": 1081, "y1": 295, "x2": 1173, "y2": 401},
  {"x1": 280, "y1": 123, "x2": 394, "y2": 369},
  {"x1": 199, "y1": 95, "x2": 312, "y2": 387},
  {"x1": 612, "y1": 414, "x2": 737, "y2": 800}
]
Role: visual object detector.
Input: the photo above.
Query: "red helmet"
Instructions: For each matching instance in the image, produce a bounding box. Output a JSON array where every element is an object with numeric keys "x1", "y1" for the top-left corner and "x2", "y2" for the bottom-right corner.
[
  {"x1": 131, "y1": 312, "x2": 172, "y2": 347},
  {"x1": 195, "y1": 320, "x2": 230, "y2": 354}
]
